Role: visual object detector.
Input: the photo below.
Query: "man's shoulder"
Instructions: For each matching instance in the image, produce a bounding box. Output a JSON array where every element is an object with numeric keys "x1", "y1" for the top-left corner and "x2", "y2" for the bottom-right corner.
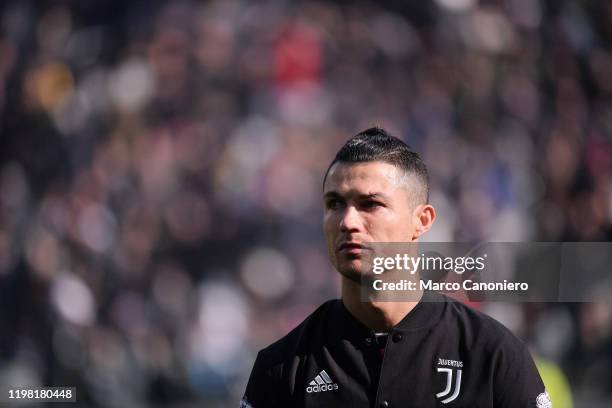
[
  {"x1": 441, "y1": 294, "x2": 528, "y2": 351},
  {"x1": 255, "y1": 299, "x2": 341, "y2": 366}
]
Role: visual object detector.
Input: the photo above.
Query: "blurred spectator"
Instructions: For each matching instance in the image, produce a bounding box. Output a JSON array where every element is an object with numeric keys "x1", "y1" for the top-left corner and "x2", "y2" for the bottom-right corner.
[{"x1": 0, "y1": 0, "x2": 610, "y2": 407}]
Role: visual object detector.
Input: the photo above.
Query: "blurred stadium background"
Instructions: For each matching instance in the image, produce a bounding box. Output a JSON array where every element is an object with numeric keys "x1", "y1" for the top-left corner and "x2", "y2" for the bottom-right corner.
[{"x1": 0, "y1": 0, "x2": 611, "y2": 406}]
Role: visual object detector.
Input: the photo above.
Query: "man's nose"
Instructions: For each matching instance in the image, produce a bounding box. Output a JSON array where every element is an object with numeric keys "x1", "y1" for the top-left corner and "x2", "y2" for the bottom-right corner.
[{"x1": 340, "y1": 206, "x2": 362, "y2": 232}]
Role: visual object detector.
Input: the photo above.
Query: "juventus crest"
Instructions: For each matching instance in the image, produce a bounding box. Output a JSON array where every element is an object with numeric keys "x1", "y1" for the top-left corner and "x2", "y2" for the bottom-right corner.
[{"x1": 436, "y1": 358, "x2": 463, "y2": 404}]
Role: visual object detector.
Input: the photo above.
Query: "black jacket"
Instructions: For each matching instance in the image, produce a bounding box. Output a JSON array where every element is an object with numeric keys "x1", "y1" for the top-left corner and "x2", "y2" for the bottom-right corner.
[{"x1": 242, "y1": 291, "x2": 550, "y2": 407}]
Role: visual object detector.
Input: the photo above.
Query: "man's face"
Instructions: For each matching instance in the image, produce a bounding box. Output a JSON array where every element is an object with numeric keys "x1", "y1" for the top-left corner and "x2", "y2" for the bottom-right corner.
[{"x1": 323, "y1": 161, "x2": 420, "y2": 282}]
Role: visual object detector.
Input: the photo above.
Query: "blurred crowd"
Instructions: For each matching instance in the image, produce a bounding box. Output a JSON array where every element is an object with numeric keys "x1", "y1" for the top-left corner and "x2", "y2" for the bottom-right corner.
[{"x1": 0, "y1": 0, "x2": 611, "y2": 406}]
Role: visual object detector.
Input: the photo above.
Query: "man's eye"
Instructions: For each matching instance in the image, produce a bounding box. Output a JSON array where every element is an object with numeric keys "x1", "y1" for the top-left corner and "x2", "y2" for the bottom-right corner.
[
  {"x1": 361, "y1": 200, "x2": 383, "y2": 210},
  {"x1": 326, "y1": 199, "x2": 343, "y2": 210}
]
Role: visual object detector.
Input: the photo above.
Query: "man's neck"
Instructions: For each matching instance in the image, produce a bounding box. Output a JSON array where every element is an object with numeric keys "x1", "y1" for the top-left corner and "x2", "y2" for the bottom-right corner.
[{"x1": 341, "y1": 277, "x2": 423, "y2": 332}]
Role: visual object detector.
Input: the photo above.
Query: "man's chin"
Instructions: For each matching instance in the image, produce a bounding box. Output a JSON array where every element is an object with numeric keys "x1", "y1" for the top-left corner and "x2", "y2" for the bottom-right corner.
[{"x1": 336, "y1": 266, "x2": 374, "y2": 286}]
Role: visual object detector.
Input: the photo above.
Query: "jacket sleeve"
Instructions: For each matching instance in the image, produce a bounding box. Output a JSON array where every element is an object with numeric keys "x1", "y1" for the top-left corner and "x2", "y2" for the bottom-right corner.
[
  {"x1": 493, "y1": 340, "x2": 551, "y2": 407},
  {"x1": 241, "y1": 351, "x2": 279, "y2": 408}
]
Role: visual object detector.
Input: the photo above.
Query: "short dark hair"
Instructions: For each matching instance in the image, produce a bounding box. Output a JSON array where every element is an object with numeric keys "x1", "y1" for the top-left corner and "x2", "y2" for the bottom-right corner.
[{"x1": 323, "y1": 127, "x2": 429, "y2": 204}]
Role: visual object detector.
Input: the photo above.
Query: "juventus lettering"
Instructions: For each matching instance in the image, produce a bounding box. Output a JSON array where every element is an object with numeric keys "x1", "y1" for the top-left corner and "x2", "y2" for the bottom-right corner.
[{"x1": 438, "y1": 358, "x2": 463, "y2": 368}]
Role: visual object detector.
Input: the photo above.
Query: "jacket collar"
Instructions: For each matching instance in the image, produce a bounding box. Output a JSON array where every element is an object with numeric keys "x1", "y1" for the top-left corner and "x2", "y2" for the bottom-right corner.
[{"x1": 331, "y1": 291, "x2": 447, "y2": 342}]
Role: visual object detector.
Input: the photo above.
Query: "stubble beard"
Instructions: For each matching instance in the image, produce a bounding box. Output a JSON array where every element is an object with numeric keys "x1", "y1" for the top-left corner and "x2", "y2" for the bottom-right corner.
[{"x1": 335, "y1": 258, "x2": 376, "y2": 287}]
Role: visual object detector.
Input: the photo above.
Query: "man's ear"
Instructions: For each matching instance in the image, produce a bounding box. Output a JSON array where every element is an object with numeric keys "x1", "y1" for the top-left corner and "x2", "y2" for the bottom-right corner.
[{"x1": 412, "y1": 204, "x2": 436, "y2": 240}]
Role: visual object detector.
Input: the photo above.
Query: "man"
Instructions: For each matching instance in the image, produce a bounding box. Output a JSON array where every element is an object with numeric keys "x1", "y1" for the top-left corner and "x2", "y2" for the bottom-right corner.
[{"x1": 242, "y1": 128, "x2": 551, "y2": 407}]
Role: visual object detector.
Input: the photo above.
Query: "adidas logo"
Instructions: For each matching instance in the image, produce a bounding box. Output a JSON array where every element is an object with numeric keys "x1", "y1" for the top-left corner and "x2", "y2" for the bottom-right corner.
[{"x1": 306, "y1": 370, "x2": 339, "y2": 393}]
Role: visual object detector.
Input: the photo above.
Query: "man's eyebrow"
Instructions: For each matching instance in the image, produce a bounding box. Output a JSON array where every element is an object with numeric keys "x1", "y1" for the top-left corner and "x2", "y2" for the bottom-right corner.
[
  {"x1": 323, "y1": 191, "x2": 342, "y2": 200},
  {"x1": 322, "y1": 192, "x2": 389, "y2": 200},
  {"x1": 361, "y1": 193, "x2": 388, "y2": 200}
]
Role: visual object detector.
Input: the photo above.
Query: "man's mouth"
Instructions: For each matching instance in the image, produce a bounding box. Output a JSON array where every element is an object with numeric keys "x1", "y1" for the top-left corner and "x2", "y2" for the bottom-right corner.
[{"x1": 337, "y1": 242, "x2": 366, "y2": 254}]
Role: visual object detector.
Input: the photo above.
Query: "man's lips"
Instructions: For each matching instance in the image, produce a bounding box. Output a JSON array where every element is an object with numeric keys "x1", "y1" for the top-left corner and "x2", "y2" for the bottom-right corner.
[{"x1": 337, "y1": 242, "x2": 368, "y2": 253}]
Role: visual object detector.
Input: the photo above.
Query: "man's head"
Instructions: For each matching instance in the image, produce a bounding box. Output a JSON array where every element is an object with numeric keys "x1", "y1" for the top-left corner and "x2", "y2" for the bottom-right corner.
[
  {"x1": 323, "y1": 127, "x2": 435, "y2": 282},
  {"x1": 323, "y1": 127, "x2": 429, "y2": 206}
]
